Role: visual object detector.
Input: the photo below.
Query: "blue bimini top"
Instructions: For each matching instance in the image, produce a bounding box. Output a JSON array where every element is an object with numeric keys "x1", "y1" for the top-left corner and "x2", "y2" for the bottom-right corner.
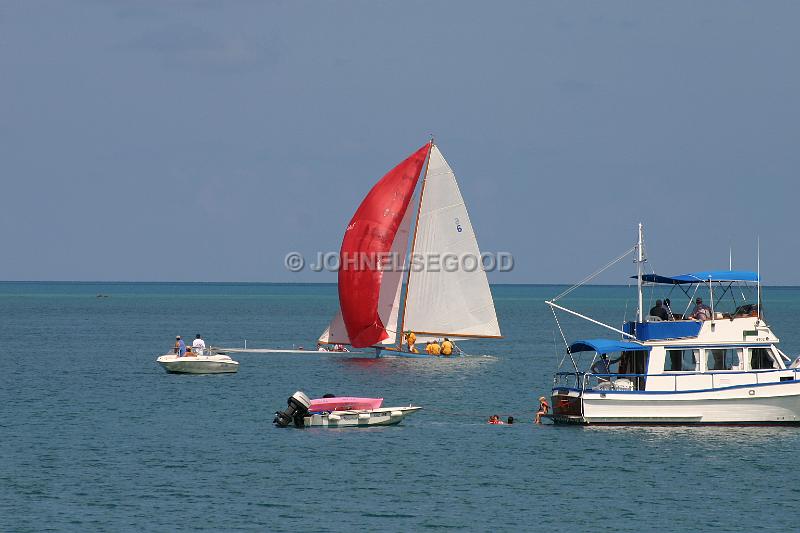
[
  {"x1": 569, "y1": 338, "x2": 650, "y2": 354},
  {"x1": 638, "y1": 270, "x2": 759, "y2": 285}
]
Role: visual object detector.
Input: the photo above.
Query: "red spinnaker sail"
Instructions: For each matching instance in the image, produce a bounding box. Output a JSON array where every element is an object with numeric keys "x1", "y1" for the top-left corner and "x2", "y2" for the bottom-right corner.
[{"x1": 338, "y1": 143, "x2": 431, "y2": 348}]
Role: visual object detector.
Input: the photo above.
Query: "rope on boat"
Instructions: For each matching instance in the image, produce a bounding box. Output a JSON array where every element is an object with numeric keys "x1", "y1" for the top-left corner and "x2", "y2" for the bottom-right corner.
[
  {"x1": 551, "y1": 305, "x2": 577, "y2": 372},
  {"x1": 552, "y1": 245, "x2": 636, "y2": 302}
]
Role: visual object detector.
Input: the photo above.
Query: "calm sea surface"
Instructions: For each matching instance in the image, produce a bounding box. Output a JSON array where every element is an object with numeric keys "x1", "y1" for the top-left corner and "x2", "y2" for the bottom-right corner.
[{"x1": 2, "y1": 282, "x2": 800, "y2": 532}]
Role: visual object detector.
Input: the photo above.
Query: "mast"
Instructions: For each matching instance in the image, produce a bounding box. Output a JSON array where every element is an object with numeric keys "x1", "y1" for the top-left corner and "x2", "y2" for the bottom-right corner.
[
  {"x1": 636, "y1": 223, "x2": 645, "y2": 322},
  {"x1": 397, "y1": 138, "x2": 433, "y2": 346}
]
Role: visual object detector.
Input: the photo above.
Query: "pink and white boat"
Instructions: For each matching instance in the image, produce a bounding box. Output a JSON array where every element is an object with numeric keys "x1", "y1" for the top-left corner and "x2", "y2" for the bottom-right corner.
[
  {"x1": 274, "y1": 391, "x2": 420, "y2": 428},
  {"x1": 309, "y1": 397, "x2": 383, "y2": 412}
]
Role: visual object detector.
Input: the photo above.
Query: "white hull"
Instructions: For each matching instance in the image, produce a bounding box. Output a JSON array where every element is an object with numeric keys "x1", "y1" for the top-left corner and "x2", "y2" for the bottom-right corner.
[
  {"x1": 303, "y1": 406, "x2": 421, "y2": 427},
  {"x1": 574, "y1": 381, "x2": 800, "y2": 424},
  {"x1": 156, "y1": 354, "x2": 239, "y2": 374}
]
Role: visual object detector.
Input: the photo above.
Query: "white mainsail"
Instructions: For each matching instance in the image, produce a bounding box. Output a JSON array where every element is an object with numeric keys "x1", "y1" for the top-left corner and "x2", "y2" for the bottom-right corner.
[
  {"x1": 318, "y1": 195, "x2": 414, "y2": 346},
  {"x1": 400, "y1": 145, "x2": 501, "y2": 341}
]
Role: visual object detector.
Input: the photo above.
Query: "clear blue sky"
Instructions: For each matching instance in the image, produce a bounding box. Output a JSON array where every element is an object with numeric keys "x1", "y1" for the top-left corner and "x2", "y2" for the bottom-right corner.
[{"x1": 1, "y1": 1, "x2": 798, "y2": 284}]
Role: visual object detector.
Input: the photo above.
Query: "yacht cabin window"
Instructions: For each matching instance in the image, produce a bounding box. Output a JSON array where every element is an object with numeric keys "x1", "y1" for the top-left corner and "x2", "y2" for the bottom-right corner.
[
  {"x1": 749, "y1": 347, "x2": 778, "y2": 370},
  {"x1": 706, "y1": 348, "x2": 742, "y2": 371},
  {"x1": 664, "y1": 349, "x2": 700, "y2": 372}
]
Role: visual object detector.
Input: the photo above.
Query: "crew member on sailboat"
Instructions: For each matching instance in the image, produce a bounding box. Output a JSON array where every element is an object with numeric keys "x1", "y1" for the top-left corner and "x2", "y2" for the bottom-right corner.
[{"x1": 404, "y1": 331, "x2": 418, "y2": 353}]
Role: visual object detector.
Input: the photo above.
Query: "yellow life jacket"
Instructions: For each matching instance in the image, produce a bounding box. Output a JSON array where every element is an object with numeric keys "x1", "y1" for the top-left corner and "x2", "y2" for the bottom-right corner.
[
  {"x1": 430, "y1": 343, "x2": 441, "y2": 355},
  {"x1": 407, "y1": 332, "x2": 416, "y2": 346},
  {"x1": 441, "y1": 341, "x2": 453, "y2": 355}
]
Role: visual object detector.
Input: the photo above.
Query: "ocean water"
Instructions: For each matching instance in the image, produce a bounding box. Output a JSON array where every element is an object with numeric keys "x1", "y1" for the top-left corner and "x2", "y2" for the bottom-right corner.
[{"x1": 2, "y1": 282, "x2": 800, "y2": 532}]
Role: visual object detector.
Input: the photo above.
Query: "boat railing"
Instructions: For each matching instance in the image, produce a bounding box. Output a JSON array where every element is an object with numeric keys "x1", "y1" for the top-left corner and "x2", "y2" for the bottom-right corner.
[
  {"x1": 553, "y1": 371, "x2": 584, "y2": 390},
  {"x1": 583, "y1": 373, "x2": 646, "y2": 392},
  {"x1": 554, "y1": 368, "x2": 800, "y2": 393}
]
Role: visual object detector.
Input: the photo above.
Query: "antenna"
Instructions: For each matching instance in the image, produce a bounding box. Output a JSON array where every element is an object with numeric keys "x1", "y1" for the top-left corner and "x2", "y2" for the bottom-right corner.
[
  {"x1": 729, "y1": 245, "x2": 732, "y2": 270},
  {"x1": 757, "y1": 236, "x2": 761, "y2": 322}
]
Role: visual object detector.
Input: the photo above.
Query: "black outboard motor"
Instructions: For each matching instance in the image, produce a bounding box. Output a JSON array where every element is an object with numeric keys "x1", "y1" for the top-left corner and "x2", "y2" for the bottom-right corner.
[{"x1": 273, "y1": 391, "x2": 311, "y2": 428}]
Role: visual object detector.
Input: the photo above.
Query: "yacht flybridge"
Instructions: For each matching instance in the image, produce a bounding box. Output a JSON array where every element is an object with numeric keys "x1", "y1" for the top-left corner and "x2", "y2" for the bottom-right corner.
[{"x1": 546, "y1": 224, "x2": 800, "y2": 425}]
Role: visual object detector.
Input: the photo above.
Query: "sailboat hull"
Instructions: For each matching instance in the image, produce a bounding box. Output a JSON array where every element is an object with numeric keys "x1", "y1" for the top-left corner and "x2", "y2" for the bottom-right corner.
[{"x1": 376, "y1": 349, "x2": 486, "y2": 359}]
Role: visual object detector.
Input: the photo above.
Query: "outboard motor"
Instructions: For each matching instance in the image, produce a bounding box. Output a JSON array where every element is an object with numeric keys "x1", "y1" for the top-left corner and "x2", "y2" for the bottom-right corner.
[{"x1": 273, "y1": 391, "x2": 311, "y2": 428}]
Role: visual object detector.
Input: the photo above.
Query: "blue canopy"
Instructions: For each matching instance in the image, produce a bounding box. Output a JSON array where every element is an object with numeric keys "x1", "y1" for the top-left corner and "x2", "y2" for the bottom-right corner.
[
  {"x1": 569, "y1": 338, "x2": 650, "y2": 354},
  {"x1": 638, "y1": 270, "x2": 759, "y2": 285}
]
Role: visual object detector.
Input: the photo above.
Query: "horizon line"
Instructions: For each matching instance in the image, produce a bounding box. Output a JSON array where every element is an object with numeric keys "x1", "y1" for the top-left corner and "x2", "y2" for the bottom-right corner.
[{"x1": 0, "y1": 280, "x2": 798, "y2": 288}]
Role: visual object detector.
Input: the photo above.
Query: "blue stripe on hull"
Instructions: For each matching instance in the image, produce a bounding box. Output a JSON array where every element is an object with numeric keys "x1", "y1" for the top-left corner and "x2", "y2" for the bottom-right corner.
[
  {"x1": 554, "y1": 378, "x2": 800, "y2": 396},
  {"x1": 579, "y1": 421, "x2": 800, "y2": 427}
]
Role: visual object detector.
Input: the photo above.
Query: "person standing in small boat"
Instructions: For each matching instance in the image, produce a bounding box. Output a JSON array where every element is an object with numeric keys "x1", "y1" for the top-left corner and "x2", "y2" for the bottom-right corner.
[
  {"x1": 175, "y1": 335, "x2": 187, "y2": 357},
  {"x1": 192, "y1": 334, "x2": 206, "y2": 356}
]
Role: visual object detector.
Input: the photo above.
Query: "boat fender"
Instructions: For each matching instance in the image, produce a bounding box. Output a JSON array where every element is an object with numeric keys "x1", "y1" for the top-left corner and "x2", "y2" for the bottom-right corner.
[
  {"x1": 328, "y1": 414, "x2": 341, "y2": 422},
  {"x1": 358, "y1": 413, "x2": 370, "y2": 421},
  {"x1": 390, "y1": 410, "x2": 403, "y2": 418},
  {"x1": 273, "y1": 391, "x2": 311, "y2": 428}
]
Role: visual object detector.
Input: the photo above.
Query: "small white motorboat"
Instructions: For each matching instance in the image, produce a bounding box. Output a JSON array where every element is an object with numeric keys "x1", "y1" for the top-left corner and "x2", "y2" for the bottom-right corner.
[
  {"x1": 156, "y1": 351, "x2": 239, "y2": 374},
  {"x1": 304, "y1": 406, "x2": 422, "y2": 427},
  {"x1": 274, "y1": 391, "x2": 421, "y2": 428}
]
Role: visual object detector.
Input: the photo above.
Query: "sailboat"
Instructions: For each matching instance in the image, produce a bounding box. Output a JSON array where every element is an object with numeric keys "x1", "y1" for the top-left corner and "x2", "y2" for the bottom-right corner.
[{"x1": 318, "y1": 140, "x2": 501, "y2": 357}]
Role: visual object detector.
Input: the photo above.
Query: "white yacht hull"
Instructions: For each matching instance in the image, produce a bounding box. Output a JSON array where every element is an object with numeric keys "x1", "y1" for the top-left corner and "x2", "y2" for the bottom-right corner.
[
  {"x1": 303, "y1": 406, "x2": 421, "y2": 427},
  {"x1": 570, "y1": 381, "x2": 800, "y2": 424},
  {"x1": 156, "y1": 354, "x2": 239, "y2": 374}
]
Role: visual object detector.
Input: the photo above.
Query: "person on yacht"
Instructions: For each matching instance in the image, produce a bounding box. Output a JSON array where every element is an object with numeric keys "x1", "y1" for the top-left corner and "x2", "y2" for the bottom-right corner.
[
  {"x1": 535, "y1": 396, "x2": 549, "y2": 424},
  {"x1": 690, "y1": 297, "x2": 712, "y2": 320},
  {"x1": 590, "y1": 353, "x2": 621, "y2": 375},
  {"x1": 648, "y1": 299, "x2": 670, "y2": 321},
  {"x1": 192, "y1": 334, "x2": 206, "y2": 356}
]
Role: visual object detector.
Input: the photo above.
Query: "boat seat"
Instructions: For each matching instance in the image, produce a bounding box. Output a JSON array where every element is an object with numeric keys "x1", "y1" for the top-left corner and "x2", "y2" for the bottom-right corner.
[
  {"x1": 593, "y1": 378, "x2": 635, "y2": 391},
  {"x1": 613, "y1": 378, "x2": 635, "y2": 391}
]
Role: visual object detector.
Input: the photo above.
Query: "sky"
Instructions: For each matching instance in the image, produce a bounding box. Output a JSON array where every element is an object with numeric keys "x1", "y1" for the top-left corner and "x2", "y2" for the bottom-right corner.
[{"x1": 1, "y1": 1, "x2": 798, "y2": 284}]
